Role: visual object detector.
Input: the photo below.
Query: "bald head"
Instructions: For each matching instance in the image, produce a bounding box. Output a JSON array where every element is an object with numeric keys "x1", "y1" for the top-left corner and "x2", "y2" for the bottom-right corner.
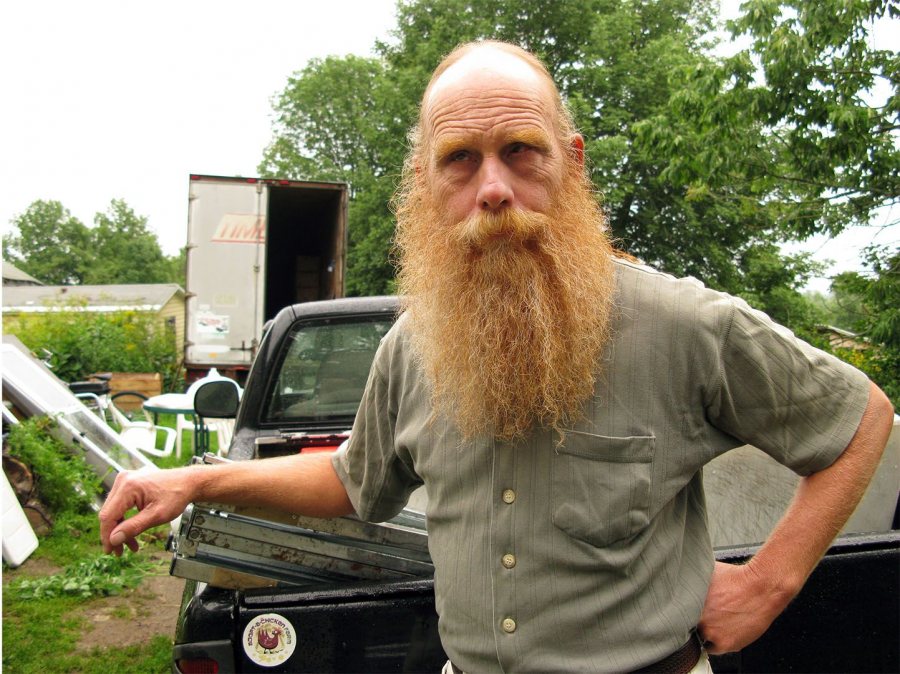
[
  {"x1": 423, "y1": 43, "x2": 554, "y2": 113},
  {"x1": 410, "y1": 41, "x2": 580, "y2": 168}
]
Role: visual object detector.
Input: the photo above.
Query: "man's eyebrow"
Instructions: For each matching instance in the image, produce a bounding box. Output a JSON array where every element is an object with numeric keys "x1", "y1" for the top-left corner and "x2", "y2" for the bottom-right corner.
[
  {"x1": 507, "y1": 128, "x2": 553, "y2": 152},
  {"x1": 432, "y1": 128, "x2": 554, "y2": 160},
  {"x1": 433, "y1": 136, "x2": 474, "y2": 161}
]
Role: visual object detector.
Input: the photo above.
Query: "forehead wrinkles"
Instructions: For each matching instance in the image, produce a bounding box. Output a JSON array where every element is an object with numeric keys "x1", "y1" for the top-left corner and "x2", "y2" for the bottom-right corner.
[{"x1": 426, "y1": 88, "x2": 553, "y2": 146}]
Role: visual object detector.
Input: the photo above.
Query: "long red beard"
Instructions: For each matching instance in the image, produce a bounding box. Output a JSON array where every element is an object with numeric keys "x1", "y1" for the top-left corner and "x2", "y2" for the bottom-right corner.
[{"x1": 395, "y1": 169, "x2": 616, "y2": 441}]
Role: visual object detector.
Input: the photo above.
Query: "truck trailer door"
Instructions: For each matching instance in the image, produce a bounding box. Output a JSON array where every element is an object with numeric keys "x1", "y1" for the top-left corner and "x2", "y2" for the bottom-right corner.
[{"x1": 185, "y1": 175, "x2": 268, "y2": 372}]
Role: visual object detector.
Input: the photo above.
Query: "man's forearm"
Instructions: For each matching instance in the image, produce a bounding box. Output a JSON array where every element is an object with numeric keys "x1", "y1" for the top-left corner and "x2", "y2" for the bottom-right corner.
[
  {"x1": 191, "y1": 452, "x2": 355, "y2": 518},
  {"x1": 700, "y1": 380, "x2": 895, "y2": 653},
  {"x1": 748, "y1": 380, "x2": 894, "y2": 601}
]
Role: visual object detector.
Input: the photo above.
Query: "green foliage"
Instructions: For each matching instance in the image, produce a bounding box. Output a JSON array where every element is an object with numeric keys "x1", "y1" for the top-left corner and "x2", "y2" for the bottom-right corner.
[
  {"x1": 4, "y1": 305, "x2": 182, "y2": 391},
  {"x1": 159, "y1": 245, "x2": 188, "y2": 286},
  {"x1": 732, "y1": 243, "x2": 828, "y2": 335},
  {"x1": 36, "y1": 511, "x2": 111, "y2": 566},
  {"x1": 2, "y1": 419, "x2": 174, "y2": 673},
  {"x1": 8, "y1": 553, "x2": 152, "y2": 600},
  {"x1": 4, "y1": 198, "x2": 186, "y2": 286},
  {"x1": 5, "y1": 417, "x2": 103, "y2": 514},
  {"x1": 643, "y1": 0, "x2": 898, "y2": 245},
  {"x1": 3, "y1": 200, "x2": 91, "y2": 284},
  {"x1": 830, "y1": 245, "x2": 900, "y2": 404},
  {"x1": 3, "y1": 560, "x2": 171, "y2": 674},
  {"x1": 84, "y1": 199, "x2": 173, "y2": 284},
  {"x1": 727, "y1": 0, "x2": 899, "y2": 236}
]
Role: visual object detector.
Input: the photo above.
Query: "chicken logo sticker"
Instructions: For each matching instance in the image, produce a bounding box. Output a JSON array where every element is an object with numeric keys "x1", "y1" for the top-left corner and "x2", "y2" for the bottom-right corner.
[{"x1": 243, "y1": 613, "x2": 296, "y2": 667}]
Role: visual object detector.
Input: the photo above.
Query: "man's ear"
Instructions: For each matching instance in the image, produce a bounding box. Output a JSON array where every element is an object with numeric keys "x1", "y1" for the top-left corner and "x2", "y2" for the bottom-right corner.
[{"x1": 569, "y1": 134, "x2": 585, "y2": 167}]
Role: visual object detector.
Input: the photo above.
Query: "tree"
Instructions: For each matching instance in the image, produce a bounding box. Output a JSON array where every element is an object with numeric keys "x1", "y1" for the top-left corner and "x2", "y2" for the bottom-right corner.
[
  {"x1": 733, "y1": 243, "x2": 827, "y2": 334},
  {"x1": 83, "y1": 199, "x2": 171, "y2": 285},
  {"x1": 831, "y1": 245, "x2": 900, "y2": 404},
  {"x1": 643, "y1": 0, "x2": 898, "y2": 240},
  {"x1": 3, "y1": 200, "x2": 91, "y2": 284},
  {"x1": 4, "y1": 198, "x2": 186, "y2": 287},
  {"x1": 159, "y1": 246, "x2": 187, "y2": 287},
  {"x1": 260, "y1": 55, "x2": 411, "y2": 294},
  {"x1": 733, "y1": 0, "x2": 898, "y2": 237}
]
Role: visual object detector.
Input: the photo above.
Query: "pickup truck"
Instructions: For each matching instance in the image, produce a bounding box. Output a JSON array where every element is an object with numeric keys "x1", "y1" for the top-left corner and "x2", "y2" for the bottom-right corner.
[{"x1": 171, "y1": 296, "x2": 899, "y2": 673}]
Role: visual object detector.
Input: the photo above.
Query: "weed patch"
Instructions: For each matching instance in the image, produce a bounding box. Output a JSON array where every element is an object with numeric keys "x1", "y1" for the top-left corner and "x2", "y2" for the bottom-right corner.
[{"x1": 9, "y1": 553, "x2": 152, "y2": 600}]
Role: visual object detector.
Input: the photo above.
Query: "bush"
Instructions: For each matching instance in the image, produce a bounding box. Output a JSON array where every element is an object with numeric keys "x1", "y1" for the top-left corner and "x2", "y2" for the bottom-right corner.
[
  {"x1": 5, "y1": 417, "x2": 103, "y2": 514},
  {"x1": 4, "y1": 301, "x2": 182, "y2": 391}
]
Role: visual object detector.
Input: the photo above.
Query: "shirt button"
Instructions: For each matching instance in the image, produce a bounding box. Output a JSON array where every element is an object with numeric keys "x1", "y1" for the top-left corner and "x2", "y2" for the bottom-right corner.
[
  {"x1": 502, "y1": 489, "x2": 516, "y2": 504},
  {"x1": 502, "y1": 617, "x2": 517, "y2": 633},
  {"x1": 502, "y1": 554, "x2": 516, "y2": 569}
]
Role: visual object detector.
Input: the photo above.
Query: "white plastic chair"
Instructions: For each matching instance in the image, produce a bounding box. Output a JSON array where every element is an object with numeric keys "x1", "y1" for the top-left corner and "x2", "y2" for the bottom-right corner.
[
  {"x1": 206, "y1": 418, "x2": 236, "y2": 457},
  {"x1": 108, "y1": 400, "x2": 177, "y2": 457},
  {"x1": 174, "y1": 411, "x2": 194, "y2": 459}
]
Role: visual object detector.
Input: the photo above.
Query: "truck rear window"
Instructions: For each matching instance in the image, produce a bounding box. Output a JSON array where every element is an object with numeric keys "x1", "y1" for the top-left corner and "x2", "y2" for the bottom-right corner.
[{"x1": 264, "y1": 317, "x2": 394, "y2": 424}]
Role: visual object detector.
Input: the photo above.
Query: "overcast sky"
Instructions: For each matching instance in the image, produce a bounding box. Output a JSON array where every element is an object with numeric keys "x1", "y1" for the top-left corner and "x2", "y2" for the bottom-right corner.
[
  {"x1": 2, "y1": 1, "x2": 895, "y2": 293},
  {"x1": 0, "y1": 0, "x2": 398, "y2": 255}
]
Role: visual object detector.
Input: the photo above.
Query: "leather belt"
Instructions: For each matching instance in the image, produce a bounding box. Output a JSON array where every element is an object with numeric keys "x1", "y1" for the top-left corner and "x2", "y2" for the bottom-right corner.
[{"x1": 632, "y1": 632, "x2": 702, "y2": 674}]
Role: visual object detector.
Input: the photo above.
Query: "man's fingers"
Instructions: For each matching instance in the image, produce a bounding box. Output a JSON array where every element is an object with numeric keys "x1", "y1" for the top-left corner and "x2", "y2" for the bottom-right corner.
[
  {"x1": 99, "y1": 475, "x2": 133, "y2": 553},
  {"x1": 107, "y1": 504, "x2": 165, "y2": 551},
  {"x1": 99, "y1": 471, "x2": 155, "y2": 553}
]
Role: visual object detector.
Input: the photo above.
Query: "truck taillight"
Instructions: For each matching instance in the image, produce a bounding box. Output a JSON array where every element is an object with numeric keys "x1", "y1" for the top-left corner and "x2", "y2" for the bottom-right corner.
[
  {"x1": 297, "y1": 434, "x2": 349, "y2": 453},
  {"x1": 176, "y1": 658, "x2": 219, "y2": 674},
  {"x1": 301, "y1": 444, "x2": 341, "y2": 453}
]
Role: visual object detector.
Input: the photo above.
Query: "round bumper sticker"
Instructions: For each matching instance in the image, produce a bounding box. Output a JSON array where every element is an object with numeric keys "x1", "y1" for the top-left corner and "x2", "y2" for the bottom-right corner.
[{"x1": 243, "y1": 613, "x2": 297, "y2": 667}]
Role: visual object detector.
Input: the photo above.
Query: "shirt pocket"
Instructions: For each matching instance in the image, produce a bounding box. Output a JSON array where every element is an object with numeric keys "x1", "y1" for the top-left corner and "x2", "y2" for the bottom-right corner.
[{"x1": 551, "y1": 431, "x2": 655, "y2": 547}]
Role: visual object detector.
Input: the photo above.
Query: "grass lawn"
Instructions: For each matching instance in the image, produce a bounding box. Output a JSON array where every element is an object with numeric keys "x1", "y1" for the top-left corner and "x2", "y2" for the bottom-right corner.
[
  {"x1": 2, "y1": 515, "x2": 179, "y2": 674},
  {"x1": 2, "y1": 416, "x2": 196, "y2": 673},
  {"x1": 147, "y1": 412, "x2": 221, "y2": 468}
]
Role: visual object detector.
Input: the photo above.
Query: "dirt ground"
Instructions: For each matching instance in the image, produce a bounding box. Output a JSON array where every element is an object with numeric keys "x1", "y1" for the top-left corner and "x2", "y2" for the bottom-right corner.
[{"x1": 75, "y1": 552, "x2": 185, "y2": 651}]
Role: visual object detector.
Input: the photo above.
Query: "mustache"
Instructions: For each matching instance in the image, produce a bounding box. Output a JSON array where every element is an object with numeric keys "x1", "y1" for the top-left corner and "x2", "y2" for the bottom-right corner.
[{"x1": 453, "y1": 208, "x2": 548, "y2": 249}]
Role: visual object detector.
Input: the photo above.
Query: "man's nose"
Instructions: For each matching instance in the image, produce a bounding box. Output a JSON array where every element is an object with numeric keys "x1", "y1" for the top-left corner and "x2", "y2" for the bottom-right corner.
[{"x1": 475, "y1": 158, "x2": 514, "y2": 211}]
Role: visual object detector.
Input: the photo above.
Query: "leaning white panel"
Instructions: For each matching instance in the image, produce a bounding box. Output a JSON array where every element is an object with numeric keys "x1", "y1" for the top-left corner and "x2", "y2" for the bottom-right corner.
[
  {"x1": 1, "y1": 468, "x2": 39, "y2": 567},
  {"x1": 1, "y1": 339, "x2": 156, "y2": 490}
]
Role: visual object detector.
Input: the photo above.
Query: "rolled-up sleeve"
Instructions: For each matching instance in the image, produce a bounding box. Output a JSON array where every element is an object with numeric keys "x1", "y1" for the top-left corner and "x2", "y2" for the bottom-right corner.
[{"x1": 705, "y1": 297, "x2": 871, "y2": 475}]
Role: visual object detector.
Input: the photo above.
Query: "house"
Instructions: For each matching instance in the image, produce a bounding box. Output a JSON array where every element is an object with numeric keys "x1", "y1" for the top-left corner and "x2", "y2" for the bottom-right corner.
[
  {"x1": 2, "y1": 284, "x2": 186, "y2": 351},
  {"x1": 2, "y1": 261, "x2": 44, "y2": 287},
  {"x1": 816, "y1": 324, "x2": 867, "y2": 351}
]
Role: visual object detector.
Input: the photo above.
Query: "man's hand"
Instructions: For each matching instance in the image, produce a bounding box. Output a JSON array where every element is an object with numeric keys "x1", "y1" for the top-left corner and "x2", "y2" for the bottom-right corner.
[
  {"x1": 698, "y1": 561, "x2": 792, "y2": 655},
  {"x1": 99, "y1": 467, "x2": 197, "y2": 556},
  {"x1": 99, "y1": 453, "x2": 356, "y2": 557}
]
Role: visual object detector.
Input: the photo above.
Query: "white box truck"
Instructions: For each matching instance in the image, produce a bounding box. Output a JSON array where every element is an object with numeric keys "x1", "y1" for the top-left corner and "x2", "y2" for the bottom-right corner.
[{"x1": 184, "y1": 174, "x2": 348, "y2": 383}]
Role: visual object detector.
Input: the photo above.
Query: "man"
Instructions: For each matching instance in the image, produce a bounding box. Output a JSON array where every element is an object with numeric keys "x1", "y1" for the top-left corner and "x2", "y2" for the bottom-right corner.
[{"x1": 100, "y1": 41, "x2": 894, "y2": 673}]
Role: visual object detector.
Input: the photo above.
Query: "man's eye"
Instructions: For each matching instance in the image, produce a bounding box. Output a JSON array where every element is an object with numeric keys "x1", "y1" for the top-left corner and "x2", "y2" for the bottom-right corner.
[
  {"x1": 508, "y1": 143, "x2": 530, "y2": 155},
  {"x1": 450, "y1": 150, "x2": 470, "y2": 162}
]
